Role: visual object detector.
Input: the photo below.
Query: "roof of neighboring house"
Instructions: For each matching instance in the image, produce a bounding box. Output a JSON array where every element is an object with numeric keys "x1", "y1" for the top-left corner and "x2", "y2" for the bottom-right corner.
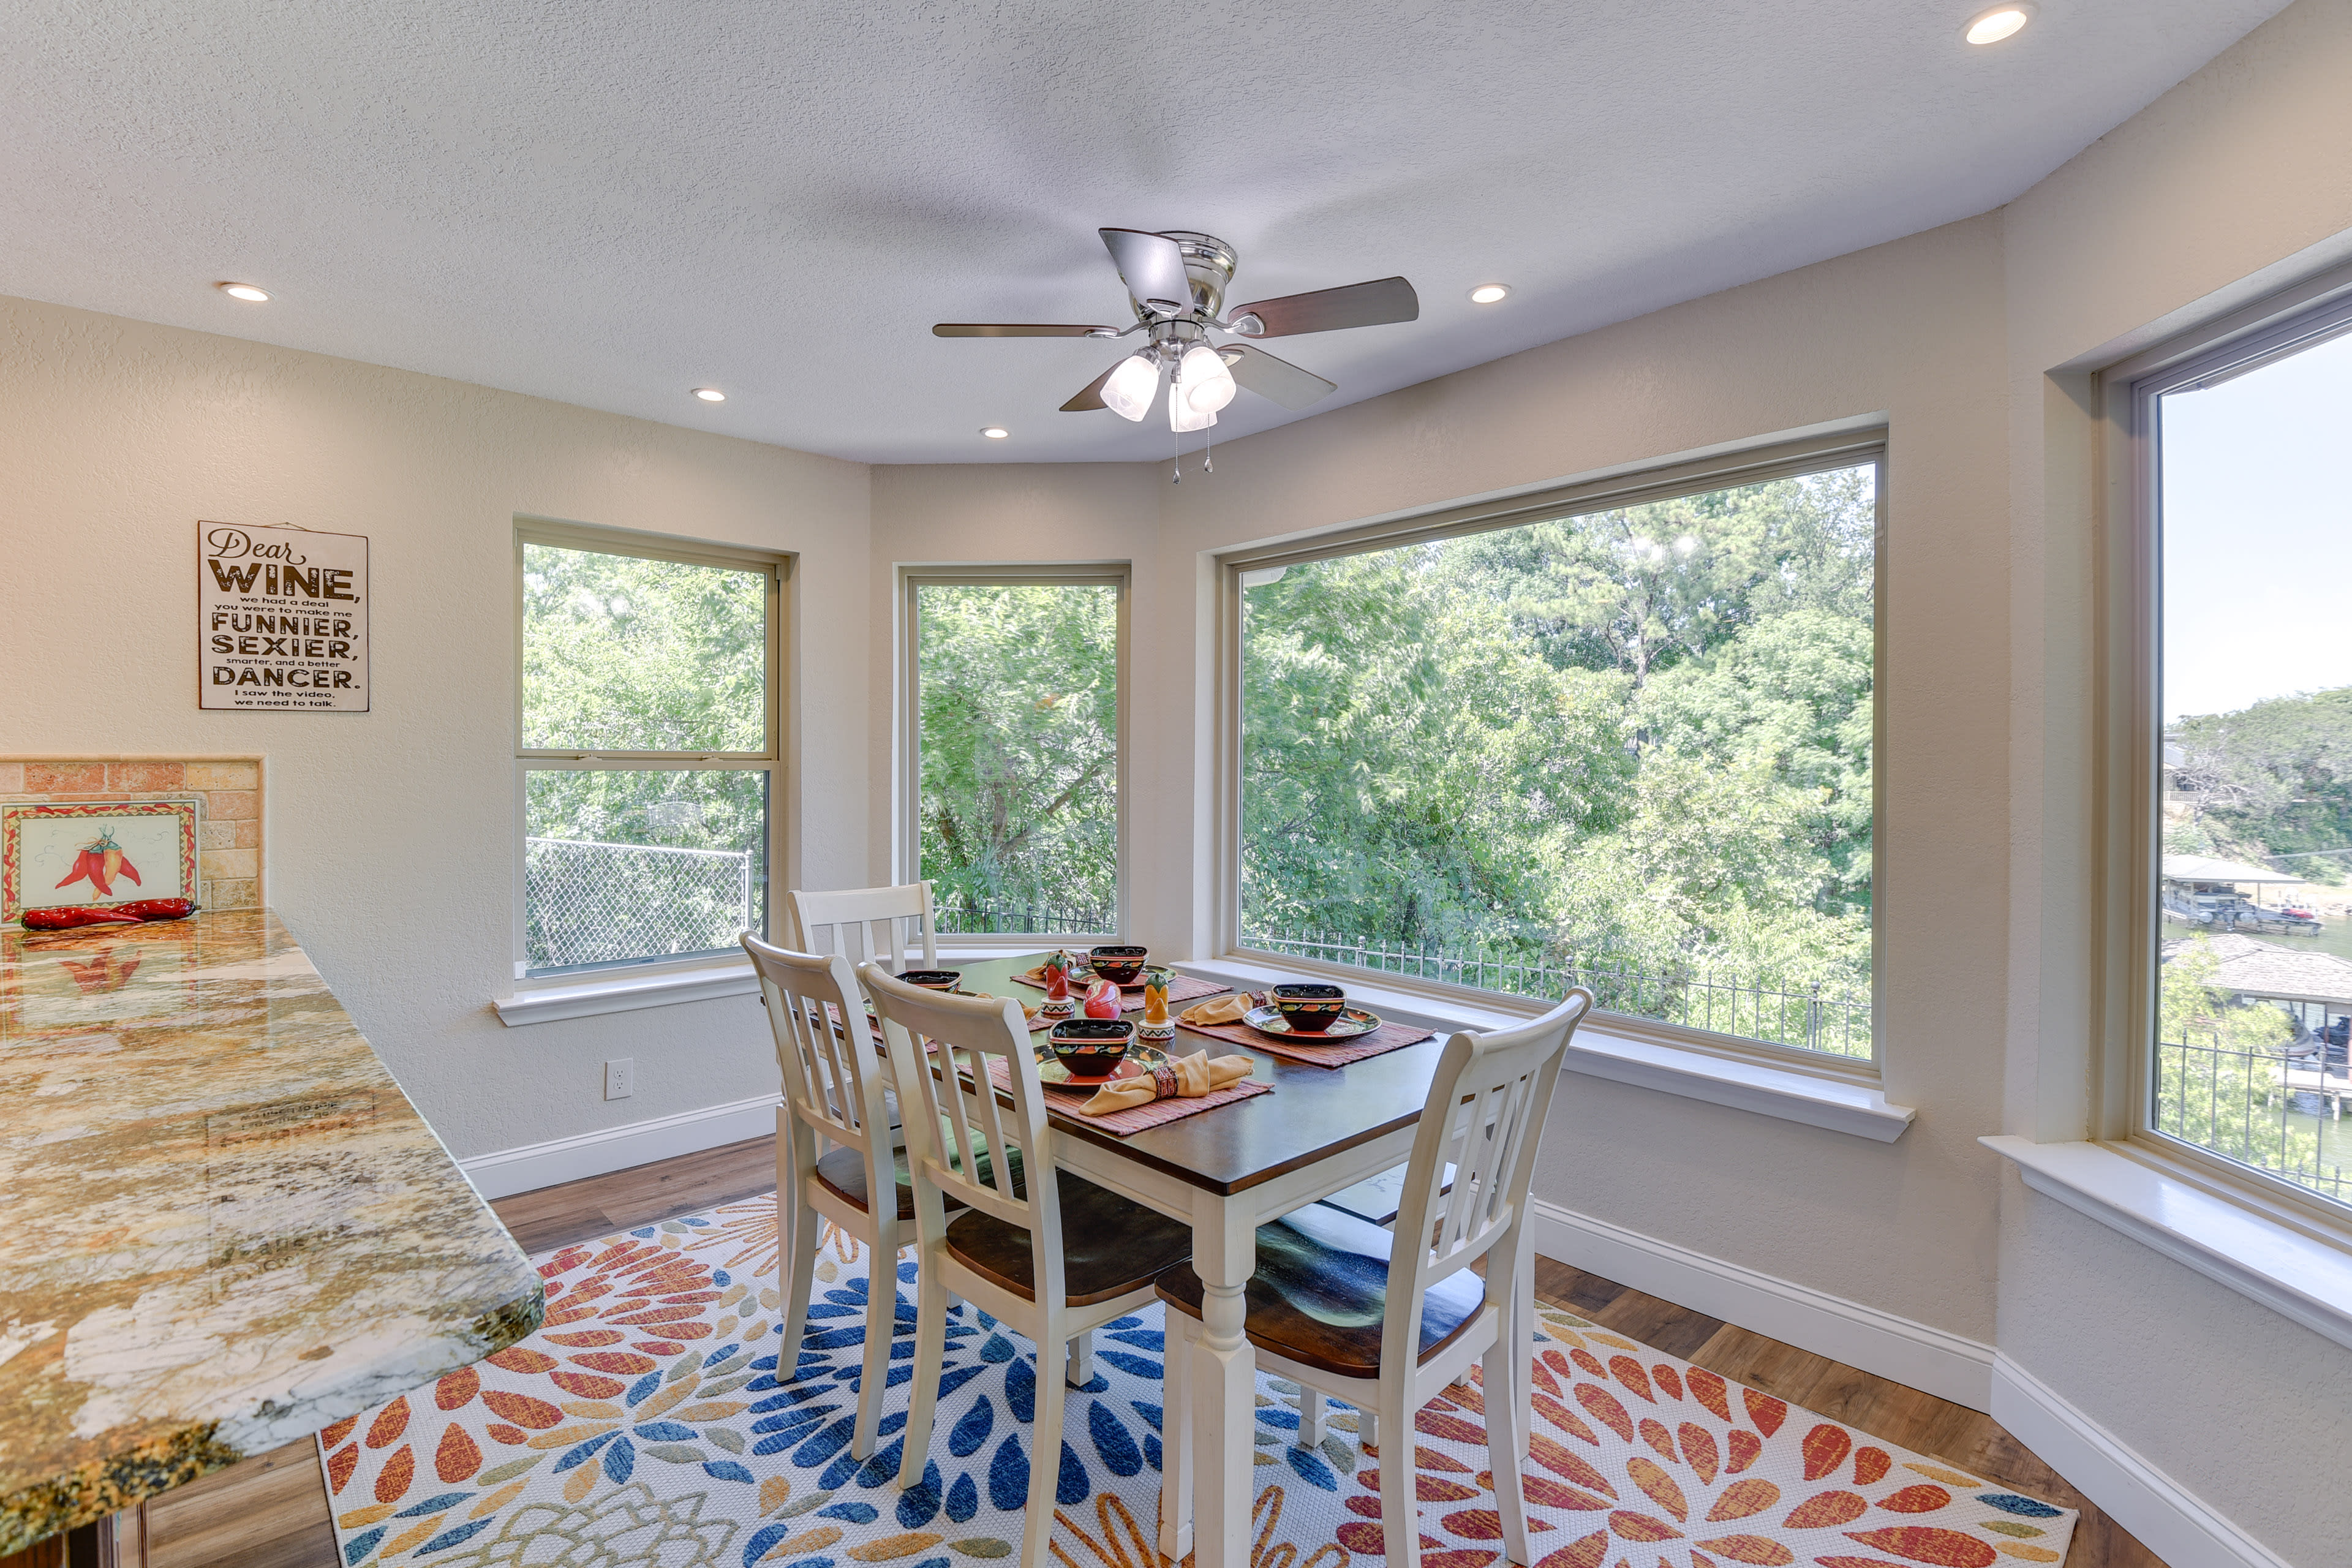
[
  {"x1": 2160, "y1": 854, "x2": 2302, "y2": 885},
  {"x1": 2162, "y1": 932, "x2": 2352, "y2": 1007}
]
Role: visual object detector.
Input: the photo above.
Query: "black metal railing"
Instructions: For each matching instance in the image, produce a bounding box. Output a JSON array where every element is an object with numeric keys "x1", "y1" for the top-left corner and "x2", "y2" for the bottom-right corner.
[
  {"x1": 2154, "y1": 1033, "x2": 2352, "y2": 1204},
  {"x1": 1242, "y1": 929, "x2": 1874, "y2": 1060}
]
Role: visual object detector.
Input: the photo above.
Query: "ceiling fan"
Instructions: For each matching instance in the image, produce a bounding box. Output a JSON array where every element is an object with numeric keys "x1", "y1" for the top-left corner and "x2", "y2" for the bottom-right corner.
[{"x1": 933, "y1": 229, "x2": 1419, "y2": 431}]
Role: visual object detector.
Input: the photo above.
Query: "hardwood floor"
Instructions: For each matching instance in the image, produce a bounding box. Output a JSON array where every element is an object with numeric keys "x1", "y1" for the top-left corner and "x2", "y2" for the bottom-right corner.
[{"x1": 107, "y1": 1137, "x2": 2158, "y2": 1568}]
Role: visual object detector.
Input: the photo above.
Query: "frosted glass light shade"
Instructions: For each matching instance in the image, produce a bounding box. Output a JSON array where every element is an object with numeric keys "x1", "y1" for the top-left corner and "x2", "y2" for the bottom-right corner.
[
  {"x1": 1170, "y1": 394, "x2": 1217, "y2": 432},
  {"x1": 1102, "y1": 354, "x2": 1159, "y2": 422},
  {"x1": 1175, "y1": 345, "x2": 1237, "y2": 415}
]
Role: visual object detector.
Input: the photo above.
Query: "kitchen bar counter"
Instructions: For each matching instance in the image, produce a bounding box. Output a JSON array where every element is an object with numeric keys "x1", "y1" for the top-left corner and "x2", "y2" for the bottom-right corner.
[{"x1": 0, "y1": 910, "x2": 542, "y2": 1553}]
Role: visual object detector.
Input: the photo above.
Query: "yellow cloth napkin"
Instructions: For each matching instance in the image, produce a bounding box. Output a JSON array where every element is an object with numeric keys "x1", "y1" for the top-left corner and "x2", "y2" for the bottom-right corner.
[
  {"x1": 1080, "y1": 1050, "x2": 1254, "y2": 1115},
  {"x1": 1178, "y1": 990, "x2": 1262, "y2": 1027}
]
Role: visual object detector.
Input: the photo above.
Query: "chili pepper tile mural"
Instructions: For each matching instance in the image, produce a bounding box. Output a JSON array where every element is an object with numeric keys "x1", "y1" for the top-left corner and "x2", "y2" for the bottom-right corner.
[{"x1": 322, "y1": 1199, "x2": 2078, "y2": 1568}]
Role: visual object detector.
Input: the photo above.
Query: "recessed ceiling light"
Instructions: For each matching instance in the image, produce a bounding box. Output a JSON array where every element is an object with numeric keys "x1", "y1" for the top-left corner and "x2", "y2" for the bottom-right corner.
[
  {"x1": 979, "y1": 426, "x2": 1010, "y2": 440},
  {"x1": 1963, "y1": 4, "x2": 2034, "y2": 45},
  {"x1": 692, "y1": 387, "x2": 726, "y2": 402},
  {"x1": 217, "y1": 282, "x2": 271, "y2": 302},
  {"x1": 1469, "y1": 284, "x2": 1512, "y2": 304}
]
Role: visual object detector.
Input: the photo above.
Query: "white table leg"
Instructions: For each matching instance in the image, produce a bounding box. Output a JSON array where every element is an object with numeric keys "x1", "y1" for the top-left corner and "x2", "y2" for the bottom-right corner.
[{"x1": 1190, "y1": 1188, "x2": 1257, "y2": 1568}]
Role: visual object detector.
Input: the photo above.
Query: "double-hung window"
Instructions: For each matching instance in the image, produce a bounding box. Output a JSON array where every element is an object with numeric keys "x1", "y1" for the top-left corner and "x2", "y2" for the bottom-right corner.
[
  {"x1": 516, "y1": 522, "x2": 783, "y2": 976},
  {"x1": 901, "y1": 568, "x2": 1127, "y2": 943},
  {"x1": 1229, "y1": 438, "x2": 1882, "y2": 1064},
  {"x1": 2129, "y1": 285, "x2": 2352, "y2": 1212}
]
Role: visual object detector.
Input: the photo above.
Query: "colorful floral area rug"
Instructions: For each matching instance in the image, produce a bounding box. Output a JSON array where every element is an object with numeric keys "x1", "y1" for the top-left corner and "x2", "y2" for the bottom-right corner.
[{"x1": 320, "y1": 1196, "x2": 2078, "y2": 1568}]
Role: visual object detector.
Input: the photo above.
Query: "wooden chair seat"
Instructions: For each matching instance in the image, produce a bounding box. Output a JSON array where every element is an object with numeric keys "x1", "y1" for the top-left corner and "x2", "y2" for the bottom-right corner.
[
  {"x1": 945, "y1": 1169, "x2": 1193, "y2": 1307},
  {"x1": 1157, "y1": 1202, "x2": 1485, "y2": 1379},
  {"x1": 811, "y1": 1114, "x2": 1003, "y2": 1220}
]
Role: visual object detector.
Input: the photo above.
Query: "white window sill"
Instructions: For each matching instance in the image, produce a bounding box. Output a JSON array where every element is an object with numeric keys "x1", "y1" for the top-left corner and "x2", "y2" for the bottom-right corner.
[
  {"x1": 1981, "y1": 1134, "x2": 2352, "y2": 1353},
  {"x1": 494, "y1": 957, "x2": 758, "y2": 1027},
  {"x1": 1178, "y1": 957, "x2": 1915, "y2": 1142}
]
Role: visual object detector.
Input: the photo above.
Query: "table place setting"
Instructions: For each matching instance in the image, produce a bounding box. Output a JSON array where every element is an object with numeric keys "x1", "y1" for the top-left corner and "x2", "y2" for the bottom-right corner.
[
  {"x1": 1178, "y1": 981, "x2": 1435, "y2": 1066},
  {"x1": 1009, "y1": 945, "x2": 1230, "y2": 1014},
  {"x1": 982, "y1": 1012, "x2": 1273, "y2": 1134}
]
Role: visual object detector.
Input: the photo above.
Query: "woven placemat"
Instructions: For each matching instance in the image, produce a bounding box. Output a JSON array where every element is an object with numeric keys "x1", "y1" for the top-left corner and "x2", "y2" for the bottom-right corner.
[
  {"x1": 1177, "y1": 1001, "x2": 1435, "y2": 1068},
  {"x1": 982, "y1": 1052, "x2": 1273, "y2": 1134}
]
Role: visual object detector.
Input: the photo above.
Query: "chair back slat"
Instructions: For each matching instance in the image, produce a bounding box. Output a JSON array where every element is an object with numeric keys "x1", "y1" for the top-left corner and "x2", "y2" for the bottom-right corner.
[
  {"x1": 792, "y1": 882, "x2": 938, "y2": 973},
  {"x1": 1384, "y1": 989, "x2": 1592, "y2": 1384},
  {"x1": 861, "y1": 964, "x2": 1066, "y2": 1308},
  {"x1": 741, "y1": 934, "x2": 889, "y2": 1161}
]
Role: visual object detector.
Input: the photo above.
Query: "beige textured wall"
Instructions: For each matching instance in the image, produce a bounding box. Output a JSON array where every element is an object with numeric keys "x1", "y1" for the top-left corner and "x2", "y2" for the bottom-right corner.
[
  {"x1": 1996, "y1": 1, "x2": 2352, "y2": 1559},
  {"x1": 0, "y1": 299, "x2": 872, "y2": 1159}
]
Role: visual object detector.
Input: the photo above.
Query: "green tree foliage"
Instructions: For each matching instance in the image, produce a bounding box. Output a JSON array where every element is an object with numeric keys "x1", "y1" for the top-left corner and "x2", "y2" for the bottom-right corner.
[
  {"x1": 918, "y1": 583, "x2": 1118, "y2": 927},
  {"x1": 519, "y1": 545, "x2": 773, "y2": 967},
  {"x1": 1238, "y1": 467, "x2": 1877, "y2": 1049},
  {"x1": 2173, "y1": 687, "x2": 2352, "y2": 871}
]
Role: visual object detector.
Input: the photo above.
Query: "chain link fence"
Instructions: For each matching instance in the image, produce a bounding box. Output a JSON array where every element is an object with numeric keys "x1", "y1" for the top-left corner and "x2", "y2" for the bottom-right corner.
[
  {"x1": 1242, "y1": 929, "x2": 1874, "y2": 1059},
  {"x1": 526, "y1": 837, "x2": 757, "y2": 971}
]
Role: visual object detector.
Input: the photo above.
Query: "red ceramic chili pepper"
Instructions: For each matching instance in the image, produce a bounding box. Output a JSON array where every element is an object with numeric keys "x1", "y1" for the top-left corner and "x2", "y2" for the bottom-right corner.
[
  {"x1": 114, "y1": 899, "x2": 197, "y2": 922},
  {"x1": 21, "y1": 906, "x2": 144, "y2": 930}
]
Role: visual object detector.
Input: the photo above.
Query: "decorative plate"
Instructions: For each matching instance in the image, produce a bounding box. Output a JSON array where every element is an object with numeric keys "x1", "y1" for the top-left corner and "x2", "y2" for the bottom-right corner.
[{"x1": 1242, "y1": 1004, "x2": 1383, "y2": 1040}]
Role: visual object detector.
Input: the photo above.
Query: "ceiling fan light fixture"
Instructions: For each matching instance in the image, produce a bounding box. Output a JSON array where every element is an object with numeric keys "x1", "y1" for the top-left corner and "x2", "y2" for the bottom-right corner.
[
  {"x1": 1170, "y1": 396, "x2": 1217, "y2": 433},
  {"x1": 1963, "y1": 3, "x2": 2034, "y2": 43},
  {"x1": 1100, "y1": 352, "x2": 1161, "y2": 422},
  {"x1": 1175, "y1": 344, "x2": 1237, "y2": 417}
]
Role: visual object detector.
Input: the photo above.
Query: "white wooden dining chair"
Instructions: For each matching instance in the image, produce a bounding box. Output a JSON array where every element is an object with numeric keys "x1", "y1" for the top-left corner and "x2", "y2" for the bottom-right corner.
[
  {"x1": 790, "y1": 881, "x2": 940, "y2": 973},
  {"x1": 1158, "y1": 989, "x2": 1592, "y2": 1568},
  {"x1": 860, "y1": 964, "x2": 1193, "y2": 1568},
  {"x1": 742, "y1": 933, "x2": 922, "y2": 1462}
]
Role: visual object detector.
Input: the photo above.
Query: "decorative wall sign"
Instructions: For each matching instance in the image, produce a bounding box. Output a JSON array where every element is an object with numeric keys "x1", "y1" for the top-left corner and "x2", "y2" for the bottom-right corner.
[
  {"x1": 198, "y1": 521, "x2": 369, "y2": 711},
  {"x1": 1, "y1": 799, "x2": 202, "y2": 922}
]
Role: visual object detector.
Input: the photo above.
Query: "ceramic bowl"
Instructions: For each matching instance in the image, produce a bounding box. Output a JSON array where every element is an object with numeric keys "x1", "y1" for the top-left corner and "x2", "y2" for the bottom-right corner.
[
  {"x1": 1271, "y1": 982, "x2": 1347, "y2": 1032},
  {"x1": 897, "y1": 969, "x2": 962, "y2": 991},
  {"x1": 1047, "y1": 1017, "x2": 1134, "y2": 1075},
  {"x1": 1088, "y1": 944, "x2": 1150, "y2": 985}
]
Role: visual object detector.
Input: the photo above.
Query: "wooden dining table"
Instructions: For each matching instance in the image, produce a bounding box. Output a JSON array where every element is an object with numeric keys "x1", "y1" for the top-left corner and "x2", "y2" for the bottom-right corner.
[{"x1": 932, "y1": 952, "x2": 1468, "y2": 1568}]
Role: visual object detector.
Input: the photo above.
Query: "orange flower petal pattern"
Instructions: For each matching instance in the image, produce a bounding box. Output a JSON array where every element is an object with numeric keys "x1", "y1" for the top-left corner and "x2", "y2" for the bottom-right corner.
[{"x1": 312, "y1": 1216, "x2": 2075, "y2": 1568}]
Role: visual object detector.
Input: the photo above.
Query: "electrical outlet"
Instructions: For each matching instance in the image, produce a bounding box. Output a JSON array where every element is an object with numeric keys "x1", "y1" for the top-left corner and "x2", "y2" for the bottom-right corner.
[{"x1": 605, "y1": 1058, "x2": 635, "y2": 1101}]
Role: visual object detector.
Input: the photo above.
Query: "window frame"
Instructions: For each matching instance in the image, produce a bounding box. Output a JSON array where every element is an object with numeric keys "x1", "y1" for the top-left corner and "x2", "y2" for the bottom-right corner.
[
  {"x1": 897, "y1": 564, "x2": 1133, "y2": 950},
  {"x1": 1213, "y1": 429, "x2": 1888, "y2": 1080},
  {"x1": 512, "y1": 516, "x2": 789, "y2": 980},
  {"x1": 2103, "y1": 265, "x2": 2352, "y2": 1227}
]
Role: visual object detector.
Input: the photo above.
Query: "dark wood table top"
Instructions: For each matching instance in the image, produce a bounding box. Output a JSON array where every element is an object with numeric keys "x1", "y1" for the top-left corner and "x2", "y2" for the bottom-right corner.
[{"x1": 944, "y1": 952, "x2": 1447, "y2": 1199}]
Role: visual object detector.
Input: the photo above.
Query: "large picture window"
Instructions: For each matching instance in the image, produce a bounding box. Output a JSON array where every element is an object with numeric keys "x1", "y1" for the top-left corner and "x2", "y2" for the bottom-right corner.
[
  {"x1": 2140, "y1": 296, "x2": 2352, "y2": 1209},
  {"x1": 905, "y1": 571, "x2": 1125, "y2": 940},
  {"x1": 1236, "y1": 450, "x2": 1879, "y2": 1060},
  {"x1": 517, "y1": 524, "x2": 782, "y2": 975}
]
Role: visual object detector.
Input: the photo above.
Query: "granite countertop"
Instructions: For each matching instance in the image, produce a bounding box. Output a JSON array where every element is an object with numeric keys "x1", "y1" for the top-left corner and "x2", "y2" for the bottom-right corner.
[{"x1": 0, "y1": 910, "x2": 543, "y2": 1553}]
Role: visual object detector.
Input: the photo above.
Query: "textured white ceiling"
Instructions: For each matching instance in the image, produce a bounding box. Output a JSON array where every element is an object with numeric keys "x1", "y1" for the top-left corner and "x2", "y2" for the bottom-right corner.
[{"x1": 0, "y1": 1, "x2": 2289, "y2": 464}]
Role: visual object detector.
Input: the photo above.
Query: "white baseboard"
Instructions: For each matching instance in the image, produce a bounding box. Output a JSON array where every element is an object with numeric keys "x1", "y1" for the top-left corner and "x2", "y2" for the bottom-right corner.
[
  {"x1": 1992, "y1": 1354, "x2": 2291, "y2": 1568},
  {"x1": 460, "y1": 1093, "x2": 781, "y2": 1200},
  {"x1": 1527, "y1": 1196, "x2": 1996, "y2": 1411}
]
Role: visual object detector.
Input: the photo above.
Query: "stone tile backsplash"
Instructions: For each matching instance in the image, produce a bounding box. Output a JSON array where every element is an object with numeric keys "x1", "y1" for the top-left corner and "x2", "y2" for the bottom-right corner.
[{"x1": 0, "y1": 756, "x2": 264, "y2": 910}]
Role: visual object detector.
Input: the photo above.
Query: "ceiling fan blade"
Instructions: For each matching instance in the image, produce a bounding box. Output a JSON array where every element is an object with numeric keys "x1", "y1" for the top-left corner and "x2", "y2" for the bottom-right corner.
[
  {"x1": 1099, "y1": 228, "x2": 1193, "y2": 313},
  {"x1": 1227, "y1": 276, "x2": 1419, "y2": 337},
  {"x1": 933, "y1": 323, "x2": 1120, "y2": 337},
  {"x1": 1061, "y1": 360, "x2": 1122, "y2": 412},
  {"x1": 1221, "y1": 343, "x2": 1336, "y2": 410}
]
